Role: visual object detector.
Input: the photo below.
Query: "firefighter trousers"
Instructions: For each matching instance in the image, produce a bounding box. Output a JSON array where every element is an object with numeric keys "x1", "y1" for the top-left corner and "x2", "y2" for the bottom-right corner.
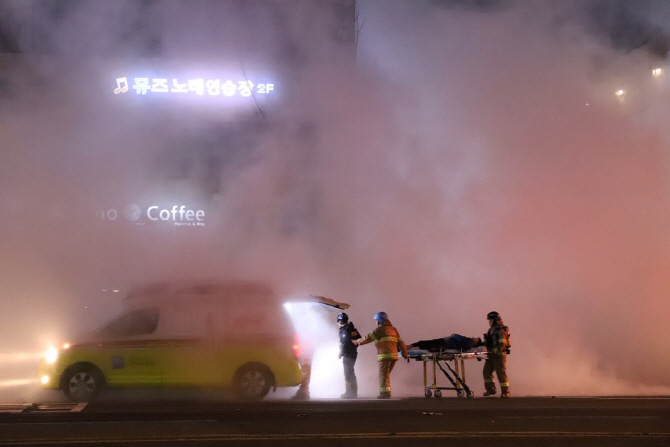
[
  {"x1": 378, "y1": 359, "x2": 397, "y2": 397},
  {"x1": 294, "y1": 358, "x2": 312, "y2": 398},
  {"x1": 483, "y1": 354, "x2": 509, "y2": 395}
]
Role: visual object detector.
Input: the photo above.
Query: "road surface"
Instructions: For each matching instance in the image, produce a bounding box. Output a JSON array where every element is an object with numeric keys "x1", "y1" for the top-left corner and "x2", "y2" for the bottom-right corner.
[{"x1": 1, "y1": 394, "x2": 668, "y2": 446}]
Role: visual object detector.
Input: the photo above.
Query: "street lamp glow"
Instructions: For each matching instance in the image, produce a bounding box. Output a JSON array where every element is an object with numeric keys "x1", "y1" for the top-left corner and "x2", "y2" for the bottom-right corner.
[
  {"x1": 652, "y1": 68, "x2": 664, "y2": 77},
  {"x1": 615, "y1": 89, "x2": 625, "y2": 97}
]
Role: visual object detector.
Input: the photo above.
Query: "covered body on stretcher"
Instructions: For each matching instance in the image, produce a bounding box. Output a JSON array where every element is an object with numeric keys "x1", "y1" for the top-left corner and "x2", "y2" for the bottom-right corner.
[{"x1": 407, "y1": 334, "x2": 488, "y2": 398}]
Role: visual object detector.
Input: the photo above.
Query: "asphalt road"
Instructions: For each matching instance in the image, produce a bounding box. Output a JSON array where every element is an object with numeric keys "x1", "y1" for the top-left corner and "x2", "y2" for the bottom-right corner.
[{"x1": 1, "y1": 395, "x2": 669, "y2": 446}]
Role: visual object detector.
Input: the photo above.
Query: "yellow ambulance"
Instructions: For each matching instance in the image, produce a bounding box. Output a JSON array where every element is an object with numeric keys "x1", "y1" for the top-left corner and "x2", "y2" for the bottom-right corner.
[{"x1": 38, "y1": 281, "x2": 341, "y2": 402}]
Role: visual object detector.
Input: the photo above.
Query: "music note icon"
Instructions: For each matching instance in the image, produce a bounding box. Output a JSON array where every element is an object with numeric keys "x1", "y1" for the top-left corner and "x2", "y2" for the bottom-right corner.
[{"x1": 114, "y1": 77, "x2": 129, "y2": 94}]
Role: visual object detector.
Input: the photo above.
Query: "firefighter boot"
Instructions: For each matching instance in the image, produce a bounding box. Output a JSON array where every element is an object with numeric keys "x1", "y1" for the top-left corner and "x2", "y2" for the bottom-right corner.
[
  {"x1": 483, "y1": 385, "x2": 497, "y2": 397},
  {"x1": 291, "y1": 387, "x2": 309, "y2": 400},
  {"x1": 500, "y1": 386, "x2": 511, "y2": 398}
]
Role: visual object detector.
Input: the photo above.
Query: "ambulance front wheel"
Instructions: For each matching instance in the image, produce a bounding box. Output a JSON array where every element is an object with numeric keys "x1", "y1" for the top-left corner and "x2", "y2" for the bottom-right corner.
[{"x1": 61, "y1": 364, "x2": 106, "y2": 402}]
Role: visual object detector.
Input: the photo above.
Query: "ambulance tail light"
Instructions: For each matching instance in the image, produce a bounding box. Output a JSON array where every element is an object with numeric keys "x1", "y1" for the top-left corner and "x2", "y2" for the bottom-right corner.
[{"x1": 292, "y1": 334, "x2": 300, "y2": 360}]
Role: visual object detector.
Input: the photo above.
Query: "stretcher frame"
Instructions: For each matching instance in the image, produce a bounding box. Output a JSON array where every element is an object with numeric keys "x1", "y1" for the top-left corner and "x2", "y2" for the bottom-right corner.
[{"x1": 408, "y1": 349, "x2": 487, "y2": 398}]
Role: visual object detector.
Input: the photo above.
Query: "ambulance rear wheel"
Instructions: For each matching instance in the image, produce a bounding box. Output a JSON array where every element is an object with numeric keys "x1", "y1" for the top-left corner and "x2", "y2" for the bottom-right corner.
[
  {"x1": 234, "y1": 363, "x2": 273, "y2": 400},
  {"x1": 62, "y1": 364, "x2": 105, "y2": 402}
]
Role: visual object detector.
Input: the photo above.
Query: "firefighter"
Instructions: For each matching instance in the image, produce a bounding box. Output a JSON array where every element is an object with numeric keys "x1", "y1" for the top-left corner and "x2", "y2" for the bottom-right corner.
[
  {"x1": 482, "y1": 311, "x2": 511, "y2": 398},
  {"x1": 353, "y1": 311, "x2": 408, "y2": 399},
  {"x1": 337, "y1": 312, "x2": 361, "y2": 398},
  {"x1": 291, "y1": 346, "x2": 313, "y2": 400},
  {"x1": 290, "y1": 306, "x2": 321, "y2": 401}
]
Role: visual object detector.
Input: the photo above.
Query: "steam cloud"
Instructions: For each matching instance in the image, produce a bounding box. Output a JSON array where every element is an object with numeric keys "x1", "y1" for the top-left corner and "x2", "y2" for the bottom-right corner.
[{"x1": 1, "y1": 0, "x2": 669, "y2": 401}]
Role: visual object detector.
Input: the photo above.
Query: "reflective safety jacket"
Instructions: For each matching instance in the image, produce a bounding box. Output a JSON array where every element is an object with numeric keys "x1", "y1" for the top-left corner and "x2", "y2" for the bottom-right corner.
[
  {"x1": 485, "y1": 321, "x2": 511, "y2": 356},
  {"x1": 358, "y1": 321, "x2": 408, "y2": 361}
]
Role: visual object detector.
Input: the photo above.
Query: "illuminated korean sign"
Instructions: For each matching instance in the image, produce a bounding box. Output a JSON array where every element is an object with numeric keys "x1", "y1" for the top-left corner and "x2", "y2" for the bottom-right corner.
[{"x1": 113, "y1": 76, "x2": 274, "y2": 98}]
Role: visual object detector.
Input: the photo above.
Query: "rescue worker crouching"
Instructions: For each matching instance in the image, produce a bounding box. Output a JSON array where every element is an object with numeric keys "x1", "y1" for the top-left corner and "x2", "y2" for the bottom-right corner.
[
  {"x1": 482, "y1": 311, "x2": 511, "y2": 398},
  {"x1": 353, "y1": 311, "x2": 408, "y2": 399},
  {"x1": 337, "y1": 312, "x2": 361, "y2": 398}
]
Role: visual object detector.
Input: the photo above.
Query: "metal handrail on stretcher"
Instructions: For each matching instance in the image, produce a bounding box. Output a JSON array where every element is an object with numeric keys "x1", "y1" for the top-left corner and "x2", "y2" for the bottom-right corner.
[{"x1": 408, "y1": 349, "x2": 487, "y2": 398}]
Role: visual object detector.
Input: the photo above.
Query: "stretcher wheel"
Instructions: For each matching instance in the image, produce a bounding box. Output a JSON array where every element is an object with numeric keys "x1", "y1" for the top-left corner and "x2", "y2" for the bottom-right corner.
[
  {"x1": 457, "y1": 389, "x2": 465, "y2": 398},
  {"x1": 466, "y1": 390, "x2": 474, "y2": 398},
  {"x1": 435, "y1": 390, "x2": 442, "y2": 398},
  {"x1": 425, "y1": 389, "x2": 432, "y2": 398}
]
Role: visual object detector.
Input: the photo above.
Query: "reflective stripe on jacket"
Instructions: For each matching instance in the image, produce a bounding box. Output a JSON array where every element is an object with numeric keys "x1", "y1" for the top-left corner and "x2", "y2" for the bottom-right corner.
[
  {"x1": 486, "y1": 324, "x2": 510, "y2": 355},
  {"x1": 359, "y1": 321, "x2": 408, "y2": 361}
]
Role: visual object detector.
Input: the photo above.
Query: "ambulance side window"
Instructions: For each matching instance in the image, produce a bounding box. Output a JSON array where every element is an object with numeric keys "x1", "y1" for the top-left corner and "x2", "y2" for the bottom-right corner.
[
  {"x1": 101, "y1": 308, "x2": 159, "y2": 337},
  {"x1": 159, "y1": 305, "x2": 207, "y2": 338}
]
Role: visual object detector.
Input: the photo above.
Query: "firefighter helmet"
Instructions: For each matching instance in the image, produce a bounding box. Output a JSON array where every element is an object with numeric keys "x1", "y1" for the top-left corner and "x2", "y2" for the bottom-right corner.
[
  {"x1": 487, "y1": 311, "x2": 501, "y2": 320},
  {"x1": 337, "y1": 312, "x2": 349, "y2": 323},
  {"x1": 373, "y1": 311, "x2": 389, "y2": 323}
]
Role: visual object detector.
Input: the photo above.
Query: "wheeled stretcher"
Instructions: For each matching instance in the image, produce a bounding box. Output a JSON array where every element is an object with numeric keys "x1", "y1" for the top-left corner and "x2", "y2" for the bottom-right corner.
[{"x1": 407, "y1": 348, "x2": 487, "y2": 398}]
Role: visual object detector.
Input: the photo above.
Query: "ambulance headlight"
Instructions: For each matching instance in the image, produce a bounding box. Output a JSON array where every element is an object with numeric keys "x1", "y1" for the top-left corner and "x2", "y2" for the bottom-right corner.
[
  {"x1": 45, "y1": 347, "x2": 59, "y2": 364},
  {"x1": 44, "y1": 342, "x2": 71, "y2": 364}
]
